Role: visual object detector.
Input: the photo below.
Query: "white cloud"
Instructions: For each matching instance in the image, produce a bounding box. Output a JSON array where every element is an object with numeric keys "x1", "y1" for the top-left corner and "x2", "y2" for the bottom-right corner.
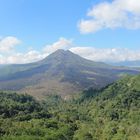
[
  {"x1": 70, "y1": 47, "x2": 140, "y2": 62},
  {"x1": 0, "y1": 37, "x2": 74, "y2": 64},
  {"x1": 43, "y1": 37, "x2": 74, "y2": 55},
  {"x1": 0, "y1": 36, "x2": 21, "y2": 53},
  {"x1": 0, "y1": 36, "x2": 140, "y2": 64},
  {"x1": 79, "y1": 0, "x2": 140, "y2": 33},
  {"x1": 5, "y1": 51, "x2": 45, "y2": 64}
]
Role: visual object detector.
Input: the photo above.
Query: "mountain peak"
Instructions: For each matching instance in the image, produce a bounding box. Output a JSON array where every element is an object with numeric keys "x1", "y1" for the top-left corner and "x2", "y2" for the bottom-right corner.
[
  {"x1": 0, "y1": 48, "x2": 139, "y2": 99},
  {"x1": 43, "y1": 49, "x2": 79, "y2": 61},
  {"x1": 52, "y1": 49, "x2": 66, "y2": 54},
  {"x1": 38, "y1": 49, "x2": 78, "y2": 65},
  {"x1": 51, "y1": 49, "x2": 75, "y2": 55},
  {"x1": 40, "y1": 49, "x2": 110, "y2": 67}
]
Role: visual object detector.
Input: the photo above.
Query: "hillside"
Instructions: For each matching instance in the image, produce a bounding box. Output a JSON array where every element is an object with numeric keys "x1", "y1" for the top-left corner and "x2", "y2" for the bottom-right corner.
[
  {"x1": 0, "y1": 49, "x2": 139, "y2": 99},
  {"x1": 75, "y1": 74, "x2": 140, "y2": 139},
  {"x1": 0, "y1": 74, "x2": 139, "y2": 140}
]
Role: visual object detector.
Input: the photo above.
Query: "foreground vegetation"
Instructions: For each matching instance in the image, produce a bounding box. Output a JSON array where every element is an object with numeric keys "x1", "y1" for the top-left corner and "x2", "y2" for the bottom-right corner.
[{"x1": 0, "y1": 75, "x2": 140, "y2": 140}]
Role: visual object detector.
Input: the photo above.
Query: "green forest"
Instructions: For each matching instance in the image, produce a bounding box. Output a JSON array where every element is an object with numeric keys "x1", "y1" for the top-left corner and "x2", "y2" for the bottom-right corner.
[{"x1": 0, "y1": 75, "x2": 140, "y2": 140}]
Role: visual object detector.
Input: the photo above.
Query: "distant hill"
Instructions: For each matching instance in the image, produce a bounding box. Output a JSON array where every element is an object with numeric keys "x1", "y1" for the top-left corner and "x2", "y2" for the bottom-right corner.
[
  {"x1": 0, "y1": 49, "x2": 139, "y2": 99},
  {"x1": 109, "y1": 60, "x2": 140, "y2": 67}
]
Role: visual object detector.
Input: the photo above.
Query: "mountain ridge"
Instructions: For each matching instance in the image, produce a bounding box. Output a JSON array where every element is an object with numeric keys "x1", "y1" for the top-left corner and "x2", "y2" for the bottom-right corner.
[
  {"x1": 109, "y1": 60, "x2": 140, "y2": 67},
  {"x1": 0, "y1": 49, "x2": 139, "y2": 99}
]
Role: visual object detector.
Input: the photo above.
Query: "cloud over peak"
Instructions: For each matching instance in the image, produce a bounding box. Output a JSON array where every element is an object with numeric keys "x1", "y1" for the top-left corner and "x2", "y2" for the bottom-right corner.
[
  {"x1": 0, "y1": 36, "x2": 140, "y2": 64},
  {"x1": 0, "y1": 37, "x2": 73, "y2": 64},
  {"x1": 79, "y1": 0, "x2": 140, "y2": 33},
  {"x1": 43, "y1": 37, "x2": 73, "y2": 55}
]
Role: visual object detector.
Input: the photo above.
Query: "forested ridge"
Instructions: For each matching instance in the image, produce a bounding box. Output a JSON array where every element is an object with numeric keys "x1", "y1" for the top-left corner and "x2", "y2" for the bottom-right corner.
[{"x1": 0, "y1": 75, "x2": 140, "y2": 140}]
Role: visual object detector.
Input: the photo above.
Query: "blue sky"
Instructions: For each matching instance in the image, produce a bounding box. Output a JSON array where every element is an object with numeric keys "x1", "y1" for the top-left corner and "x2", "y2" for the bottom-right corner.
[
  {"x1": 0, "y1": 0, "x2": 93, "y2": 50},
  {"x1": 0, "y1": 0, "x2": 140, "y2": 63}
]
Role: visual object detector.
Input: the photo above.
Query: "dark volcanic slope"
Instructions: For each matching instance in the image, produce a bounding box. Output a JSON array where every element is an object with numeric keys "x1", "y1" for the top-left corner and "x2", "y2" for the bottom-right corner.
[{"x1": 0, "y1": 49, "x2": 139, "y2": 98}]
